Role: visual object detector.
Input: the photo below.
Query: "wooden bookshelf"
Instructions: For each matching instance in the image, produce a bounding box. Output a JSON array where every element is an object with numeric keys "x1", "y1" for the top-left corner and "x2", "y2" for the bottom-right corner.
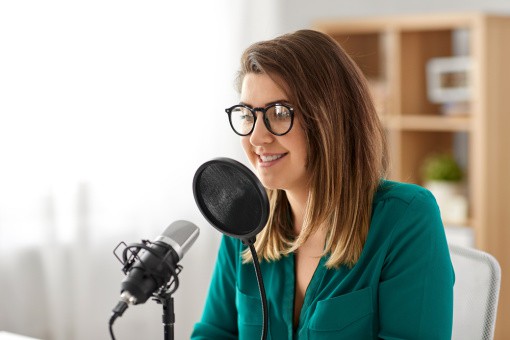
[
  {"x1": 383, "y1": 115, "x2": 472, "y2": 131},
  {"x1": 316, "y1": 13, "x2": 510, "y2": 339}
]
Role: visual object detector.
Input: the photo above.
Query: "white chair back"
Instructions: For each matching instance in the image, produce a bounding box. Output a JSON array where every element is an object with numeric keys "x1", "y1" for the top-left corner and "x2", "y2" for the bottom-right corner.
[{"x1": 449, "y1": 244, "x2": 501, "y2": 340}]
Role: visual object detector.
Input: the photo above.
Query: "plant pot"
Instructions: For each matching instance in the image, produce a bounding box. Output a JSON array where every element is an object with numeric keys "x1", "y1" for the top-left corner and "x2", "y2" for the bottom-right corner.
[{"x1": 425, "y1": 180, "x2": 468, "y2": 225}]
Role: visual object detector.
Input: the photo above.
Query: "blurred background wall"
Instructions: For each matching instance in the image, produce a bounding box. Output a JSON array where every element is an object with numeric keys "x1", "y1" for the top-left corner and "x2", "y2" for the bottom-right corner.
[{"x1": 1, "y1": 1, "x2": 510, "y2": 339}]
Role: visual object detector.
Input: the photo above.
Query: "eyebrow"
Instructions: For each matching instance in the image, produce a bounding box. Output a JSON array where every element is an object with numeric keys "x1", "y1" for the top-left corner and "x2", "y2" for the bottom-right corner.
[{"x1": 239, "y1": 99, "x2": 290, "y2": 108}]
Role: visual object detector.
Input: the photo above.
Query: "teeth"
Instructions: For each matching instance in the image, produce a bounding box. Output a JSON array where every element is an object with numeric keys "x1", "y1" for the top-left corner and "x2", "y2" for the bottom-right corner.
[{"x1": 260, "y1": 154, "x2": 284, "y2": 162}]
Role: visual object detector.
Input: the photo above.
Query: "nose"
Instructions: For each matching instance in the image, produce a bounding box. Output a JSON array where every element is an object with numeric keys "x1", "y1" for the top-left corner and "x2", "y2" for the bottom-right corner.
[{"x1": 249, "y1": 112, "x2": 273, "y2": 146}]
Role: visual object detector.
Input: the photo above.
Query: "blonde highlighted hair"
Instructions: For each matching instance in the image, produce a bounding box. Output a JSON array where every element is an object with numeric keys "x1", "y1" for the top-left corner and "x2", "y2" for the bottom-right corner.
[{"x1": 237, "y1": 30, "x2": 388, "y2": 268}]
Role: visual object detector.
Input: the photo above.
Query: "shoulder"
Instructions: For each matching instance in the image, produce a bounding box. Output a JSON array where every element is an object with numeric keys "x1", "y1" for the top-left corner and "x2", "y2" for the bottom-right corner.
[
  {"x1": 374, "y1": 179, "x2": 436, "y2": 206},
  {"x1": 216, "y1": 235, "x2": 245, "y2": 267},
  {"x1": 220, "y1": 234, "x2": 243, "y2": 253},
  {"x1": 369, "y1": 179, "x2": 444, "y2": 244}
]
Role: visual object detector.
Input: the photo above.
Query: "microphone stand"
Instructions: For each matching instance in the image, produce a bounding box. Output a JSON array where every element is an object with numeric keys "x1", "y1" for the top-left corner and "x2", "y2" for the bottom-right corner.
[
  {"x1": 244, "y1": 238, "x2": 268, "y2": 340},
  {"x1": 152, "y1": 264, "x2": 182, "y2": 340},
  {"x1": 153, "y1": 291, "x2": 175, "y2": 340}
]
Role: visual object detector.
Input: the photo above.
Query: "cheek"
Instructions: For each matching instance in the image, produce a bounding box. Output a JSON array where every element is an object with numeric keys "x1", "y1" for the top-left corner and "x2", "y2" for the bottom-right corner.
[
  {"x1": 240, "y1": 137, "x2": 249, "y2": 152},
  {"x1": 240, "y1": 137, "x2": 255, "y2": 160}
]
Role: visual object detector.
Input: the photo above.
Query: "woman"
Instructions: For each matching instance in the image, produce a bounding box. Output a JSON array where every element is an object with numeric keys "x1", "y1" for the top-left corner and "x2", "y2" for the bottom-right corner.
[{"x1": 192, "y1": 29, "x2": 454, "y2": 339}]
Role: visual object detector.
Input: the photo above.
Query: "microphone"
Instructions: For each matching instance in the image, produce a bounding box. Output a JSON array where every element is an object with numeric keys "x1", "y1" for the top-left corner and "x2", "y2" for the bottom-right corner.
[{"x1": 111, "y1": 220, "x2": 200, "y2": 321}]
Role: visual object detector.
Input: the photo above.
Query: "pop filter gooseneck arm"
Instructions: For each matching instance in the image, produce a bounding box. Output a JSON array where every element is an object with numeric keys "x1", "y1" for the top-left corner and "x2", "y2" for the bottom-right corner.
[{"x1": 193, "y1": 157, "x2": 269, "y2": 340}]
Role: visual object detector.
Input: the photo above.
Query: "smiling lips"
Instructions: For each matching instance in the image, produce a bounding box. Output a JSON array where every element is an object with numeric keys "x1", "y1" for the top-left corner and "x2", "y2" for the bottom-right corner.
[{"x1": 257, "y1": 153, "x2": 287, "y2": 167}]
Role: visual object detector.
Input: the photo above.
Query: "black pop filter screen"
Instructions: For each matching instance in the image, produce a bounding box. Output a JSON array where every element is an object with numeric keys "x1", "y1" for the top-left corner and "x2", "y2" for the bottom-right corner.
[{"x1": 193, "y1": 158, "x2": 269, "y2": 240}]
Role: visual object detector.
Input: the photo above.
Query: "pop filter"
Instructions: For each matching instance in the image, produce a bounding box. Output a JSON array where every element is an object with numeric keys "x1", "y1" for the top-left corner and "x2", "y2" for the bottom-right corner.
[
  {"x1": 192, "y1": 157, "x2": 269, "y2": 340},
  {"x1": 192, "y1": 157, "x2": 269, "y2": 243}
]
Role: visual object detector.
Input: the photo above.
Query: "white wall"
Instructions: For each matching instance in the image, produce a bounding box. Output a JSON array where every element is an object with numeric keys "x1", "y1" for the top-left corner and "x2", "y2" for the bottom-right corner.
[
  {"x1": 276, "y1": 0, "x2": 510, "y2": 33},
  {"x1": 0, "y1": 1, "x2": 247, "y2": 339}
]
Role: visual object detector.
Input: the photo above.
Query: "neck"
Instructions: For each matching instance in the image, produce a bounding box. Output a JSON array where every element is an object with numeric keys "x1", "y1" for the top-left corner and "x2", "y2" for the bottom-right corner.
[
  {"x1": 286, "y1": 186, "x2": 326, "y2": 255},
  {"x1": 285, "y1": 187, "x2": 309, "y2": 235}
]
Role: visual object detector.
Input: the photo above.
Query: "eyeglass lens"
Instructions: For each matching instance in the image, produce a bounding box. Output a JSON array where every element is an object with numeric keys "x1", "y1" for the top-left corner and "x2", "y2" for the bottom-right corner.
[{"x1": 229, "y1": 104, "x2": 292, "y2": 136}]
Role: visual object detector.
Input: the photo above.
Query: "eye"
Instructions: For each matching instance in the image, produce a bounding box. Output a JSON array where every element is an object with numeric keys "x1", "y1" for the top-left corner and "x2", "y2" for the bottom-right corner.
[
  {"x1": 240, "y1": 113, "x2": 254, "y2": 122},
  {"x1": 233, "y1": 107, "x2": 254, "y2": 121},
  {"x1": 269, "y1": 105, "x2": 291, "y2": 120}
]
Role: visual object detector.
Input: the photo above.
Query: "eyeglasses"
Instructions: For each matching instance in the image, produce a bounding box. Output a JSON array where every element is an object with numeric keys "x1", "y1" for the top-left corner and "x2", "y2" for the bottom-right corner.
[{"x1": 225, "y1": 103, "x2": 295, "y2": 136}]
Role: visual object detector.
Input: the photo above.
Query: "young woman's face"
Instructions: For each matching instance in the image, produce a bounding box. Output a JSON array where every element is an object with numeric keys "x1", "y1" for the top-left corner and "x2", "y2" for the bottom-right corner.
[{"x1": 240, "y1": 73, "x2": 310, "y2": 193}]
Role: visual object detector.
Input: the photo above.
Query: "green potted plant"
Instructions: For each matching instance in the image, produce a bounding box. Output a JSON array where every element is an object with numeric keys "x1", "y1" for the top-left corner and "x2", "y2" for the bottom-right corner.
[
  {"x1": 421, "y1": 153, "x2": 467, "y2": 224},
  {"x1": 421, "y1": 153, "x2": 463, "y2": 183}
]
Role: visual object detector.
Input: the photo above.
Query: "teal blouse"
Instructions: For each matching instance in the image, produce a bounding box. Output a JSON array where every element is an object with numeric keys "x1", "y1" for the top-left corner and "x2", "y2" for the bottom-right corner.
[{"x1": 191, "y1": 181, "x2": 455, "y2": 339}]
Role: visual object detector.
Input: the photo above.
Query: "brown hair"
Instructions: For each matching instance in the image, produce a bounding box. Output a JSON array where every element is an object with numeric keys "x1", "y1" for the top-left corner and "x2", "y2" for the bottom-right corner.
[{"x1": 237, "y1": 29, "x2": 388, "y2": 268}]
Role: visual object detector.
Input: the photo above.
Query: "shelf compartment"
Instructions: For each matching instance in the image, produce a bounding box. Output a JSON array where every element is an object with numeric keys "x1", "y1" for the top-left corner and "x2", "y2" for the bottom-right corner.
[
  {"x1": 398, "y1": 29, "x2": 457, "y2": 115},
  {"x1": 395, "y1": 130, "x2": 455, "y2": 184},
  {"x1": 329, "y1": 31, "x2": 384, "y2": 79}
]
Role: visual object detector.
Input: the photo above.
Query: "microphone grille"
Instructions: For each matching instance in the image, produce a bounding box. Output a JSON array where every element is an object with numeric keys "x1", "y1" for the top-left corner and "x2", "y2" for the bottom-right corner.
[{"x1": 161, "y1": 220, "x2": 200, "y2": 260}]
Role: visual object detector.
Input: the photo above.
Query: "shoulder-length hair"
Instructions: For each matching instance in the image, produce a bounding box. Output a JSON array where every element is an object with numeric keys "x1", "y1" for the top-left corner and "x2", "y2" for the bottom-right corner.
[{"x1": 237, "y1": 29, "x2": 388, "y2": 268}]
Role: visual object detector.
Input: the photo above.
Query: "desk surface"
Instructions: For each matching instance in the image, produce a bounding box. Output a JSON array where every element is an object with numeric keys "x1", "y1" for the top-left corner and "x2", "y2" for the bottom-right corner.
[{"x1": 0, "y1": 332, "x2": 40, "y2": 340}]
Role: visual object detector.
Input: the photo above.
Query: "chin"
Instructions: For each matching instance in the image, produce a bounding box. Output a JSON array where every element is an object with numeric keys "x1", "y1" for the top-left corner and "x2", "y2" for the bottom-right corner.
[
  {"x1": 261, "y1": 183, "x2": 278, "y2": 190},
  {"x1": 256, "y1": 176, "x2": 283, "y2": 191}
]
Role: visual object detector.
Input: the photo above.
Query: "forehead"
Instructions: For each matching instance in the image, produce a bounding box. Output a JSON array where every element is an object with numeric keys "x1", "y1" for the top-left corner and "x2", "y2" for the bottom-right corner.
[{"x1": 240, "y1": 73, "x2": 289, "y2": 106}]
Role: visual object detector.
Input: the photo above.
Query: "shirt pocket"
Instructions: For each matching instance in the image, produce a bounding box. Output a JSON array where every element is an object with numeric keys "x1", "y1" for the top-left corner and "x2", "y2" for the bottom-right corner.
[
  {"x1": 308, "y1": 286, "x2": 374, "y2": 340},
  {"x1": 236, "y1": 287, "x2": 270, "y2": 340}
]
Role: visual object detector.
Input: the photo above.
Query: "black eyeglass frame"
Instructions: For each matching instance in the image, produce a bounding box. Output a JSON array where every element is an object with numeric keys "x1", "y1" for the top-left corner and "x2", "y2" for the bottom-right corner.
[{"x1": 225, "y1": 103, "x2": 295, "y2": 136}]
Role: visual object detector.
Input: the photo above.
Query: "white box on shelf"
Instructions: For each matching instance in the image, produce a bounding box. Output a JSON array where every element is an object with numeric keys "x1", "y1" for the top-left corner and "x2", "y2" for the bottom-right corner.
[{"x1": 426, "y1": 56, "x2": 472, "y2": 104}]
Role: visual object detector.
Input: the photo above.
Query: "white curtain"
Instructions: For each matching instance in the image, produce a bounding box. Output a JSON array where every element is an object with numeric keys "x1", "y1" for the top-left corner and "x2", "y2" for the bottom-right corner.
[{"x1": 0, "y1": 1, "x2": 281, "y2": 339}]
